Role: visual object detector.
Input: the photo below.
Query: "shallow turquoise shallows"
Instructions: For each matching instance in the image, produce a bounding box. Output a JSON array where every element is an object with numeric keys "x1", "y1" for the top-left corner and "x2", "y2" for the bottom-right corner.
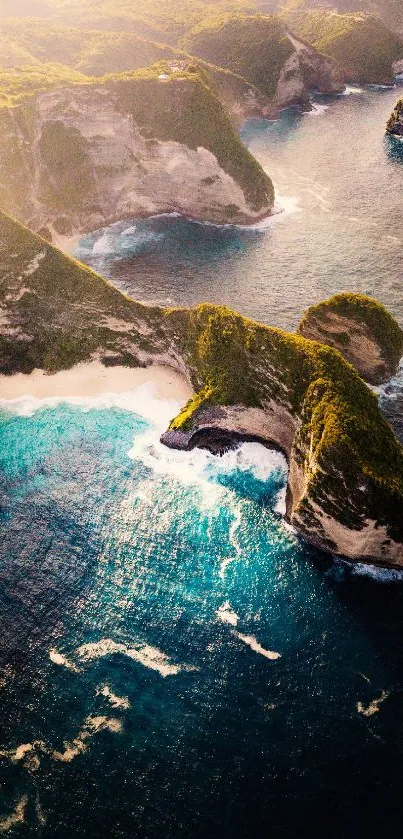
[{"x1": 2, "y1": 86, "x2": 403, "y2": 838}]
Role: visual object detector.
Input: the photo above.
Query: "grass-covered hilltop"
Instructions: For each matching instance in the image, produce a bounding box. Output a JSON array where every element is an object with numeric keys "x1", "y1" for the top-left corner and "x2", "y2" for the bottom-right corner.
[
  {"x1": 1, "y1": 210, "x2": 403, "y2": 568},
  {"x1": 280, "y1": 7, "x2": 403, "y2": 84},
  {"x1": 299, "y1": 293, "x2": 403, "y2": 385}
]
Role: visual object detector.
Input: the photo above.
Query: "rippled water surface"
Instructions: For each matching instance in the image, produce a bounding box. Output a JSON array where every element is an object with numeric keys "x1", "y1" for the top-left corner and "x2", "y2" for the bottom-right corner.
[
  {"x1": 2, "y1": 391, "x2": 403, "y2": 838},
  {"x1": 75, "y1": 86, "x2": 403, "y2": 330},
  {"x1": 2, "y1": 88, "x2": 403, "y2": 837}
]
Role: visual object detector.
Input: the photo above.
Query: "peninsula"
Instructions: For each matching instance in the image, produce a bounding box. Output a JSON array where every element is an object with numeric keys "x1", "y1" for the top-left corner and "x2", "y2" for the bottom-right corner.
[{"x1": 1, "y1": 210, "x2": 403, "y2": 568}]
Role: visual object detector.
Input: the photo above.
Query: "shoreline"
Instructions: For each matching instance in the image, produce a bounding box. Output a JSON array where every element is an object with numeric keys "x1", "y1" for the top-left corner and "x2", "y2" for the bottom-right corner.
[
  {"x1": 51, "y1": 207, "x2": 277, "y2": 253},
  {"x1": 0, "y1": 361, "x2": 193, "y2": 404}
]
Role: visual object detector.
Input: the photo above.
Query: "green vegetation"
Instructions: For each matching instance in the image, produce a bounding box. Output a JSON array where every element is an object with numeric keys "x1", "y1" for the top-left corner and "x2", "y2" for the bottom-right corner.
[
  {"x1": 0, "y1": 63, "x2": 88, "y2": 109},
  {"x1": 44, "y1": 0, "x2": 257, "y2": 44},
  {"x1": 0, "y1": 20, "x2": 182, "y2": 76},
  {"x1": 282, "y1": 9, "x2": 403, "y2": 83},
  {"x1": 183, "y1": 13, "x2": 294, "y2": 98},
  {"x1": 0, "y1": 209, "x2": 165, "y2": 373},
  {"x1": 109, "y1": 63, "x2": 273, "y2": 210},
  {"x1": 39, "y1": 121, "x2": 95, "y2": 210},
  {"x1": 165, "y1": 302, "x2": 403, "y2": 538},
  {"x1": 299, "y1": 292, "x2": 403, "y2": 375},
  {"x1": 1, "y1": 210, "x2": 403, "y2": 551},
  {"x1": 387, "y1": 98, "x2": 403, "y2": 134}
]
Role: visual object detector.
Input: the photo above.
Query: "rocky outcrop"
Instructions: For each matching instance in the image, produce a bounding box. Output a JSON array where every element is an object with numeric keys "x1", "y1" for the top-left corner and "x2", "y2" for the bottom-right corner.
[
  {"x1": 0, "y1": 68, "x2": 274, "y2": 239},
  {"x1": 1, "y1": 211, "x2": 403, "y2": 568},
  {"x1": 184, "y1": 14, "x2": 344, "y2": 114},
  {"x1": 276, "y1": 34, "x2": 344, "y2": 110},
  {"x1": 387, "y1": 98, "x2": 403, "y2": 137},
  {"x1": 282, "y1": 8, "x2": 403, "y2": 85},
  {"x1": 298, "y1": 293, "x2": 403, "y2": 385}
]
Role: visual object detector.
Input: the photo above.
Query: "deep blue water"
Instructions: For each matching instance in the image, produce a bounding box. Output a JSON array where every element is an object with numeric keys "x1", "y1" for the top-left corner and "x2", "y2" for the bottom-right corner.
[
  {"x1": 2, "y1": 87, "x2": 403, "y2": 837},
  {"x1": 2, "y1": 394, "x2": 403, "y2": 839}
]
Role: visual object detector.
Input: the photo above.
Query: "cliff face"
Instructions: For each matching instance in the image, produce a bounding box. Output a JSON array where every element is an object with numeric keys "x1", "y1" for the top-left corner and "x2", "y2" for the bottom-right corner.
[
  {"x1": 1, "y1": 211, "x2": 403, "y2": 568},
  {"x1": 184, "y1": 14, "x2": 343, "y2": 112},
  {"x1": 298, "y1": 293, "x2": 403, "y2": 386},
  {"x1": 0, "y1": 67, "x2": 274, "y2": 239},
  {"x1": 276, "y1": 33, "x2": 343, "y2": 110},
  {"x1": 281, "y1": 9, "x2": 403, "y2": 84}
]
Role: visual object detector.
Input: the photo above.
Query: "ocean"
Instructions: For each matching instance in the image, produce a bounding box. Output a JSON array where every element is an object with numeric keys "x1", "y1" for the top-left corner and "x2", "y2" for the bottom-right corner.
[{"x1": 2, "y1": 86, "x2": 403, "y2": 837}]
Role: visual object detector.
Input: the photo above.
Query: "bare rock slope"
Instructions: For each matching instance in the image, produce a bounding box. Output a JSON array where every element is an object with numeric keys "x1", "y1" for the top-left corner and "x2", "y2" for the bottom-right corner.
[{"x1": 0, "y1": 66, "x2": 274, "y2": 240}]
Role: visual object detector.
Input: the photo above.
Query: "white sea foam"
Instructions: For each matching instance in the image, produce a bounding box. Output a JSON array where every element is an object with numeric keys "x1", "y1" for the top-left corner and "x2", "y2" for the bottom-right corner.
[
  {"x1": 342, "y1": 85, "x2": 365, "y2": 95},
  {"x1": 96, "y1": 684, "x2": 131, "y2": 709},
  {"x1": 76, "y1": 638, "x2": 196, "y2": 677},
  {"x1": 0, "y1": 796, "x2": 28, "y2": 833},
  {"x1": 1, "y1": 382, "x2": 185, "y2": 429},
  {"x1": 357, "y1": 690, "x2": 389, "y2": 717},
  {"x1": 92, "y1": 231, "x2": 115, "y2": 256},
  {"x1": 373, "y1": 359, "x2": 403, "y2": 400},
  {"x1": 49, "y1": 648, "x2": 81, "y2": 673},
  {"x1": 234, "y1": 632, "x2": 281, "y2": 661},
  {"x1": 216, "y1": 602, "x2": 239, "y2": 626},
  {"x1": 0, "y1": 740, "x2": 46, "y2": 772},
  {"x1": 307, "y1": 102, "x2": 329, "y2": 116},
  {"x1": 219, "y1": 502, "x2": 243, "y2": 579},
  {"x1": 340, "y1": 559, "x2": 403, "y2": 584},
  {"x1": 52, "y1": 715, "x2": 122, "y2": 763}
]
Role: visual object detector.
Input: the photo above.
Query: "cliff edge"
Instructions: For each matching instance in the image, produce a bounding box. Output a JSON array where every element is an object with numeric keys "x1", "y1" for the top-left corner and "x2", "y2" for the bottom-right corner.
[{"x1": 1, "y1": 211, "x2": 403, "y2": 568}]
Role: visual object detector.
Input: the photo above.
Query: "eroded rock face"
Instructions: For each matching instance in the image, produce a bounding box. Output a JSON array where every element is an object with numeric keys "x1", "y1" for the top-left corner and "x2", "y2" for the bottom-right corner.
[
  {"x1": 276, "y1": 37, "x2": 344, "y2": 111},
  {"x1": 298, "y1": 293, "x2": 403, "y2": 385},
  {"x1": 0, "y1": 81, "x2": 273, "y2": 241}
]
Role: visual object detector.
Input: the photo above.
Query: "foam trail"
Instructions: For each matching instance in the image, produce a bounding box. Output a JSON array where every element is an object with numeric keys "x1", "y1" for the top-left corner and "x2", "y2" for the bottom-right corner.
[
  {"x1": 0, "y1": 796, "x2": 28, "y2": 833},
  {"x1": 75, "y1": 639, "x2": 197, "y2": 677},
  {"x1": 357, "y1": 690, "x2": 389, "y2": 717},
  {"x1": 52, "y1": 716, "x2": 122, "y2": 763},
  {"x1": 219, "y1": 502, "x2": 242, "y2": 579},
  {"x1": 49, "y1": 648, "x2": 81, "y2": 673},
  {"x1": 234, "y1": 632, "x2": 281, "y2": 661},
  {"x1": 96, "y1": 685, "x2": 131, "y2": 709},
  {"x1": 341, "y1": 561, "x2": 403, "y2": 584},
  {"x1": 342, "y1": 85, "x2": 364, "y2": 95},
  {"x1": 0, "y1": 741, "x2": 47, "y2": 773},
  {"x1": 216, "y1": 602, "x2": 239, "y2": 627}
]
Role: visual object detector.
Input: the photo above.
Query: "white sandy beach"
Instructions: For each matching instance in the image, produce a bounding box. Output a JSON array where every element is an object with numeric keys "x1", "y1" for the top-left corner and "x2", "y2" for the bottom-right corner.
[{"x1": 0, "y1": 361, "x2": 193, "y2": 403}]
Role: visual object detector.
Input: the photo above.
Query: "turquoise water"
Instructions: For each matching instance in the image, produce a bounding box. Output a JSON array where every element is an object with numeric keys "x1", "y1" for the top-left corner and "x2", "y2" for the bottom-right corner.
[
  {"x1": 1, "y1": 392, "x2": 403, "y2": 837},
  {"x1": 2, "y1": 87, "x2": 403, "y2": 836}
]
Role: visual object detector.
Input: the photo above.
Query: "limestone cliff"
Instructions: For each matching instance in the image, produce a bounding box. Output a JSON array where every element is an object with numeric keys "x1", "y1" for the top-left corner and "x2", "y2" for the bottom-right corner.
[
  {"x1": 0, "y1": 65, "x2": 274, "y2": 239},
  {"x1": 298, "y1": 293, "x2": 403, "y2": 385},
  {"x1": 1, "y1": 211, "x2": 403, "y2": 568},
  {"x1": 183, "y1": 14, "x2": 343, "y2": 113},
  {"x1": 281, "y1": 8, "x2": 403, "y2": 85}
]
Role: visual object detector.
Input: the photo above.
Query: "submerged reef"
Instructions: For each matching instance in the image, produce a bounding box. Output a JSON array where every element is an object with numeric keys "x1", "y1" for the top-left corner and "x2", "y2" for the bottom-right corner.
[{"x1": 1, "y1": 211, "x2": 403, "y2": 567}]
